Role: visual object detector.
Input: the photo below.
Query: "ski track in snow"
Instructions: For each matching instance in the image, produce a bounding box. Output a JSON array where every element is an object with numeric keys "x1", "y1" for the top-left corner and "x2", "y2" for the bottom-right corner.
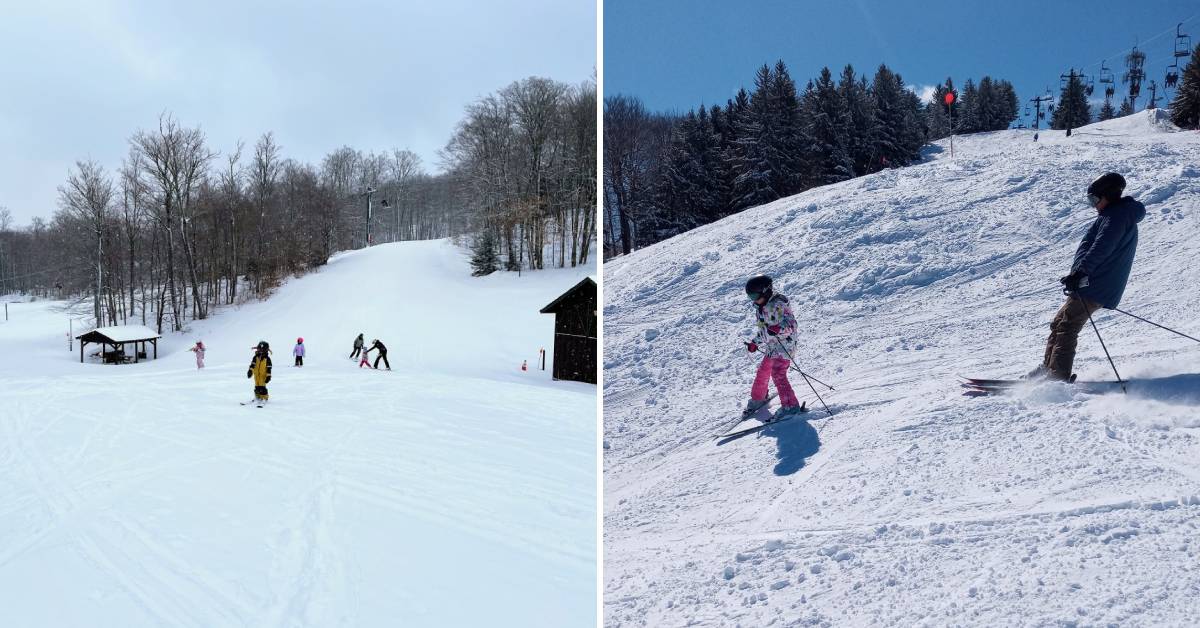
[
  {"x1": 0, "y1": 240, "x2": 597, "y2": 627},
  {"x1": 604, "y1": 112, "x2": 1200, "y2": 626}
]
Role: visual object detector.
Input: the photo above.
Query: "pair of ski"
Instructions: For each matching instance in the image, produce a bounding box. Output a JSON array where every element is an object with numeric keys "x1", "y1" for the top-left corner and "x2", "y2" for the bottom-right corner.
[
  {"x1": 960, "y1": 375, "x2": 1126, "y2": 395},
  {"x1": 715, "y1": 393, "x2": 809, "y2": 441},
  {"x1": 240, "y1": 399, "x2": 268, "y2": 408}
]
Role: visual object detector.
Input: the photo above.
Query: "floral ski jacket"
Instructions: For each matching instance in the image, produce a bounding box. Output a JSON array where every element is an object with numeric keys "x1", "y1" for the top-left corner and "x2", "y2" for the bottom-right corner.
[{"x1": 753, "y1": 294, "x2": 798, "y2": 358}]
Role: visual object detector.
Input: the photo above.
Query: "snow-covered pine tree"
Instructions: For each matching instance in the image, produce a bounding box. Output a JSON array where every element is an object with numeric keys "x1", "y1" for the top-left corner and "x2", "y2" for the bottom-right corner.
[
  {"x1": 470, "y1": 230, "x2": 498, "y2": 276},
  {"x1": 1169, "y1": 44, "x2": 1200, "y2": 129},
  {"x1": 994, "y1": 80, "x2": 1020, "y2": 129},
  {"x1": 803, "y1": 67, "x2": 855, "y2": 186},
  {"x1": 1051, "y1": 71, "x2": 1092, "y2": 130}
]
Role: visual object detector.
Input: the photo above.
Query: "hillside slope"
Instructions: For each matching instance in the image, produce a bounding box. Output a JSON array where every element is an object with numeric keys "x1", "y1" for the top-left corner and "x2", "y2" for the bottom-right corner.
[
  {"x1": 0, "y1": 239, "x2": 597, "y2": 627},
  {"x1": 604, "y1": 111, "x2": 1200, "y2": 626}
]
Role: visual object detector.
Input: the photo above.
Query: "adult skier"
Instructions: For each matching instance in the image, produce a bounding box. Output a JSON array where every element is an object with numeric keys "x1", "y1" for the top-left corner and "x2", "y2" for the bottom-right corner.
[
  {"x1": 350, "y1": 333, "x2": 364, "y2": 359},
  {"x1": 743, "y1": 274, "x2": 804, "y2": 419},
  {"x1": 1033, "y1": 172, "x2": 1146, "y2": 381},
  {"x1": 366, "y1": 338, "x2": 390, "y2": 370},
  {"x1": 247, "y1": 341, "x2": 273, "y2": 404},
  {"x1": 293, "y1": 337, "x2": 305, "y2": 367}
]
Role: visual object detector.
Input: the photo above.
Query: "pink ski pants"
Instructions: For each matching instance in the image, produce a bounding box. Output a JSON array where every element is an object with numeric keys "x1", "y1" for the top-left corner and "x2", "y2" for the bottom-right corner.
[{"x1": 751, "y1": 356, "x2": 799, "y2": 407}]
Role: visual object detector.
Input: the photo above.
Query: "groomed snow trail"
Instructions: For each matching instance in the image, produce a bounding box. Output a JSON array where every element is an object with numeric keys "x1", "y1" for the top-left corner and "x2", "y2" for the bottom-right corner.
[
  {"x1": 604, "y1": 111, "x2": 1200, "y2": 626},
  {"x1": 0, "y1": 239, "x2": 596, "y2": 627}
]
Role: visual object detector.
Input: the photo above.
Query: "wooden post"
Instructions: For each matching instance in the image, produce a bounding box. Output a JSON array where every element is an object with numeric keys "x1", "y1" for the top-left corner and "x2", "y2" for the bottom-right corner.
[
  {"x1": 80, "y1": 340, "x2": 84, "y2": 363},
  {"x1": 153, "y1": 338, "x2": 157, "y2": 360}
]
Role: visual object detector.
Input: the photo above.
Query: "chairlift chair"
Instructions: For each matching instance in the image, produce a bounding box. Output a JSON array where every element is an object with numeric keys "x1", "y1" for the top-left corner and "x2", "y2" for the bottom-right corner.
[{"x1": 1176, "y1": 23, "x2": 1192, "y2": 59}]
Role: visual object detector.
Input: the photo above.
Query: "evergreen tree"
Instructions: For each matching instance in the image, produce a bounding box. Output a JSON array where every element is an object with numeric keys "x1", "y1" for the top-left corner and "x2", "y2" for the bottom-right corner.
[
  {"x1": 655, "y1": 106, "x2": 725, "y2": 234},
  {"x1": 958, "y1": 79, "x2": 979, "y2": 133},
  {"x1": 1118, "y1": 99, "x2": 1134, "y2": 116},
  {"x1": 470, "y1": 230, "x2": 498, "y2": 276},
  {"x1": 1169, "y1": 44, "x2": 1200, "y2": 129},
  {"x1": 926, "y1": 77, "x2": 956, "y2": 141},
  {"x1": 1098, "y1": 99, "x2": 1117, "y2": 121},
  {"x1": 802, "y1": 68, "x2": 855, "y2": 186},
  {"x1": 730, "y1": 62, "x2": 809, "y2": 209},
  {"x1": 838, "y1": 67, "x2": 877, "y2": 176},
  {"x1": 994, "y1": 80, "x2": 1020, "y2": 129},
  {"x1": 1051, "y1": 70, "x2": 1092, "y2": 130}
]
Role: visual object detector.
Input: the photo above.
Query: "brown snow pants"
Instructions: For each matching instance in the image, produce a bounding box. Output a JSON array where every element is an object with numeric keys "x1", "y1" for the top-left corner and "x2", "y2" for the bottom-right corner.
[{"x1": 1042, "y1": 295, "x2": 1102, "y2": 380}]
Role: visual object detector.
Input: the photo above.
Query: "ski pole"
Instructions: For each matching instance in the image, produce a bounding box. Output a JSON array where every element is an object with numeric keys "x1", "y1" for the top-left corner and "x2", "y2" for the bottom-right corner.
[
  {"x1": 742, "y1": 339, "x2": 835, "y2": 391},
  {"x1": 1111, "y1": 306, "x2": 1200, "y2": 345},
  {"x1": 1076, "y1": 293, "x2": 1126, "y2": 394},
  {"x1": 772, "y1": 337, "x2": 835, "y2": 417}
]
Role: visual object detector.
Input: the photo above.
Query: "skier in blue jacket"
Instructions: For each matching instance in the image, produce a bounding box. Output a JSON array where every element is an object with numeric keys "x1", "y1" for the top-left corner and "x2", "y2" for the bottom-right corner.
[{"x1": 1035, "y1": 172, "x2": 1146, "y2": 381}]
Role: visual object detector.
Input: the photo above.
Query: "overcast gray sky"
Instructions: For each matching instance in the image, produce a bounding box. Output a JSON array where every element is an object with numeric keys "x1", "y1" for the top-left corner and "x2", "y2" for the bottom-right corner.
[{"x1": 0, "y1": 0, "x2": 596, "y2": 226}]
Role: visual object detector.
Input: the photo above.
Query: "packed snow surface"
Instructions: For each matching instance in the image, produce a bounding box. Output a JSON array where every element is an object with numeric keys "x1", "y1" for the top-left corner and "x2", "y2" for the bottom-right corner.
[
  {"x1": 604, "y1": 111, "x2": 1200, "y2": 626},
  {"x1": 0, "y1": 239, "x2": 596, "y2": 627}
]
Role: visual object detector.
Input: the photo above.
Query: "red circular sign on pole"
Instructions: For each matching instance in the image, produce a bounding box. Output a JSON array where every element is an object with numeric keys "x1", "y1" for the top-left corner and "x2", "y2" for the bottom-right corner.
[{"x1": 944, "y1": 92, "x2": 956, "y2": 105}]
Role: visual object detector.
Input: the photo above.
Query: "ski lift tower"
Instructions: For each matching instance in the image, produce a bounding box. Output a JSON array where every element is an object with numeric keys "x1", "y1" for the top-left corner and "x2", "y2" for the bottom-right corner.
[
  {"x1": 1123, "y1": 44, "x2": 1146, "y2": 112},
  {"x1": 1058, "y1": 68, "x2": 1088, "y2": 136},
  {"x1": 1029, "y1": 90, "x2": 1053, "y2": 141}
]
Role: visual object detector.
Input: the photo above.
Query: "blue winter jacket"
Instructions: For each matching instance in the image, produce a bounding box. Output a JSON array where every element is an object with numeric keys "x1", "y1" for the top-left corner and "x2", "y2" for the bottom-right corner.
[{"x1": 1072, "y1": 196, "x2": 1146, "y2": 309}]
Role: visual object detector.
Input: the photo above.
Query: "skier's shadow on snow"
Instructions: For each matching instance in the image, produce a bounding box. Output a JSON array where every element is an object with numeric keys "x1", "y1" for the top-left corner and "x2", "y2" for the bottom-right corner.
[{"x1": 761, "y1": 419, "x2": 821, "y2": 476}]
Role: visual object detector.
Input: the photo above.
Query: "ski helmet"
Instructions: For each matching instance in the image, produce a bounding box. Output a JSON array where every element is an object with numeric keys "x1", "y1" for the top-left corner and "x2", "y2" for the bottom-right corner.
[
  {"x1": 297, "y1": 337, "x2": 303, "y2": 344},
  {"x1": 745, "y1": 274, "x2": 773, "y2": 301},
  {"x1": 1087, "y1": 172, "x2": 1125, "y2": 206},
  {"x1": 257, "y1": 340, "x2": 269, "y2": 352}
]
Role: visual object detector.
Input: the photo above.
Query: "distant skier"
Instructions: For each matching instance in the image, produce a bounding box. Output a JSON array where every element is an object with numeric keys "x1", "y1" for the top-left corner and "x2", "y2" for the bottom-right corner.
[
  {"x1": 743, "y1": 274, "x2": 804, "y2": 420},
  {"x1": 247, "y1": 341, "x2": 273, "y2": 404},
  {"x1": 366, "y1": 338, "x2": 390, "y2": 370},
  {"x1": 189, "y1": 341, "x2": 205, "y2": 369},
  {"x1": 293, "y1": 337, "x2": 305, "y2": 367},
  {"x1": 1032, "y1": 173, "x2": 1146, "y2": 381},
  {"x1": 350, "y1": 333, "x2": 364, "y2": 359}
]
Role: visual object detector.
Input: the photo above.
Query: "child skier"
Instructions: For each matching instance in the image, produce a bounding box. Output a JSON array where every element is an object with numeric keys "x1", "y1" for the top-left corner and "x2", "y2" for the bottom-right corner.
[
  {"x1": 293, "y1": 337, "x2": 305, "y2": 367},
  {"x1": 359, "y1": 341, "x2": 373, "y2": 368},
  {"x1": 743, "y1": 274, "x2": 804, "y2": 420},
  {"x1": 247, "y1": 341, "x2": 273, "y2": 405},
  {"x1": 189, "y1": 340, "x2": 206, "y2": 369}
]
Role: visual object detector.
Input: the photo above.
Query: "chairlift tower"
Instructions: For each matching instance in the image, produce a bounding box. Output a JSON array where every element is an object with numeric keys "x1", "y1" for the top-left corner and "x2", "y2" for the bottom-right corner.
[
  {"x1": 1029, "y1": 91, "x2": 1053, "y2": 141},
  {"x1": 1123, "y1": 44, "x2": 1146, "y2": 112}
]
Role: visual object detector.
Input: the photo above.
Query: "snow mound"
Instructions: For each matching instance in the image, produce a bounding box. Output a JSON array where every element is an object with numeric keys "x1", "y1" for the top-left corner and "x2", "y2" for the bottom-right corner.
[{"x1": 604, "y1": 117, "x2": 1200, "y2": 625}]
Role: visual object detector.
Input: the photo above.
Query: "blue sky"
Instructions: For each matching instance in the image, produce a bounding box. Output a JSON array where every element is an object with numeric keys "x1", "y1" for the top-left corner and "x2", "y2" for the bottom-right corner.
[
  {"x1": 605, "y1": 0, "x2": 1198, "y2": 115},
  {"x1": 0, "y1": 0, "x2": 595, "y2": 225}
]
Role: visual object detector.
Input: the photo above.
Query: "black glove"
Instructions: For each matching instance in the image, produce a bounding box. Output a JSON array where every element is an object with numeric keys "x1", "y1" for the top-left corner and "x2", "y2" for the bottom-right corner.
[
  {"x1": 246, "y1": 370, "x2": 252, "y2": 379},
  {"x1": 265, "y1": 376, "x2": 271, "y2": 384},
  {"x1": 1059, "y1": 271, "x2": 1088, "y2": 293}
]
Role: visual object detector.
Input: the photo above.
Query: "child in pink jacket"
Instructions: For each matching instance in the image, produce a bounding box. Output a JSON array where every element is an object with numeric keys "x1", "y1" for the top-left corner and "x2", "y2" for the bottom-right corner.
[
  {"x1": 293, "y1": 337, "x2": 305, "y2": 367},
  {"x1": 743, "y1": 274, "x2": 802, "y2": 420},
  {"x1": 189, "y1": 341, "x2": 206, "y2": 369}
]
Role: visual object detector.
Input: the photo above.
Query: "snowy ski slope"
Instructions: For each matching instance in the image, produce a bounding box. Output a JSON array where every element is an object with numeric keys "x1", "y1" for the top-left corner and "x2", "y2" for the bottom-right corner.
[
  {"x1": 0, "y1": 239, "x2": 596, "y2": 627},
  {"x1": 603, "y1": 111, "x2": 1200, "y2": 626}
]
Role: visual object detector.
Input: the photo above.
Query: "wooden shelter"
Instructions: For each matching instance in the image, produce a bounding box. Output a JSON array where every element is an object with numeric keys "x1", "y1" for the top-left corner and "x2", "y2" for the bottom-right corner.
[
  {"x1": 539, "y1": 277, "x2": 597, "y2": 384},
  {"x1": 75, "y1": 325, "x2": 162, "y2": 364}
]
